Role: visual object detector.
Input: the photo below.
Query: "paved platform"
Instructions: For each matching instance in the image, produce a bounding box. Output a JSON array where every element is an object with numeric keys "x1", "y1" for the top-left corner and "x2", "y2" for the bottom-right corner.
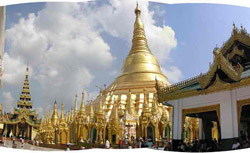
[{"x1": 0, "y1": 140, "x2": 60, "y2": 151}]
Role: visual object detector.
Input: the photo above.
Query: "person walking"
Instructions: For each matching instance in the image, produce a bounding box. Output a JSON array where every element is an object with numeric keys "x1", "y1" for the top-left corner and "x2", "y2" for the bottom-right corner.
[
  {"x1": 105, "y1": 139, "x2": 110, "y2": 149},
  {"x1": 139, "y1": 139, "x2": 142, "y2": 148},
  {"x1": 119, "y1": 138, "x2": 123, "y2": 149},
  {"x1": 66, "y1": 144, "x2": 70, "y2": 151},
  {"x1": 20, "y1": 138, "x2": 24, "y2": 148}
]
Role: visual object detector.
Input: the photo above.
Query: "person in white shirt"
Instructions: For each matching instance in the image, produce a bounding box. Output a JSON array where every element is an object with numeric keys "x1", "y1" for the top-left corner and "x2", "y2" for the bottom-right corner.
[
  {"x1": 105, "y1": 139, "x2": 110, "y2": 149},
  {"x1": 232, "y1": 140, "x2": 240, "y2": 149}
]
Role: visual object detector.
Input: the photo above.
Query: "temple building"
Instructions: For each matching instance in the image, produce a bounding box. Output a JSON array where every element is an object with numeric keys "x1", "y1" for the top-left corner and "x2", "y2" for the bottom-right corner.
[
  {"x1": 38, "y1": 4, "x2": 173, "y2": 145},
  {"x1": 157, "y1": 24, "x2": 250, "y2": 150},
  {"x1": 0, "y1": 67, "x2": 41, "y2": 140}
]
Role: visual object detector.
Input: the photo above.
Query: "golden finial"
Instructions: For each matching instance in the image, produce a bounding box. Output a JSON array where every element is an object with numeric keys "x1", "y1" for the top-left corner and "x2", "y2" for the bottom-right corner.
[
  {"x1": 134, "y1": 2, "x2": 143, "y2": 30},
  {"x1": 233, "y1": 22, "x2": 236, "y2": 29},
  {"x1": 79, "y1": 90, "x2": 86, "y2": 114},
  {"x1": 51, "y1": 100, "x2": 59, "y2": 125},
  {"x1": 74, "y1": 93, "x2": 78, "y2": 115},
  {"x1": 82, "y1": 89, "x2": 85, "y2": 100},
  {"x1": 232, "y1": 22, "x2": 238, "y2": 35},
  {"x1": 135, "y1": 1, "x2": 141, "y2": 14},
  {"x1": 60, "y1": 102, "x2": 65, "y2": 121},
  {"x1": 98, "y1": 92, "x2": 103, "y2": 114}
]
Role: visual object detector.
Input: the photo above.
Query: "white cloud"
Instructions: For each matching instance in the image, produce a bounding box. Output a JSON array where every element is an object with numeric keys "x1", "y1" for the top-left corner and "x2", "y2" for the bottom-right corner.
[
  {"x1": 2, "y1": 53, "x2": 26, "y2": 86},
  {"x1": 4, "y1": 2, "x2": 114, "y2": 112},
  {"x1": 162, "y1": 66, "x2": 183, "y2": 84},
  {"x1": 2, "y1": 92, "x2": 15, "y2": 113}
]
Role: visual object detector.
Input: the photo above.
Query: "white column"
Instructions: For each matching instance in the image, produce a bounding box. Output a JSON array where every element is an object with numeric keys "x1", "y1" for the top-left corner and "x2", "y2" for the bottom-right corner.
[
  {"x1": 169, "y1": 99, "x2": 182, "y2": 140},
  {"x1": 230, "y1": 90, "x2": 238, "y2": 137},
  {"x1": 220, "y1": 91, "x2": 234, "y2": 139}
]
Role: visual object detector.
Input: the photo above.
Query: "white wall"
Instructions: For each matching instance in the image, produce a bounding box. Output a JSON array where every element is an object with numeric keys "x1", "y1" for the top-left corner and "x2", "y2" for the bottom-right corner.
[{"x1": 168, "y1": 85, "x2": 250, "y2": 140}]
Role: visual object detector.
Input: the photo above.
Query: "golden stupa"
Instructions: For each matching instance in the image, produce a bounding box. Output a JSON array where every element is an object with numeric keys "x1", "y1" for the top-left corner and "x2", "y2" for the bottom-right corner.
[
  {"x1": 37, "y1": 4, "x2": 172, "y2": 145},
  {"x1": 114, "y1": 4, "x2": 170, "y2": 85}
]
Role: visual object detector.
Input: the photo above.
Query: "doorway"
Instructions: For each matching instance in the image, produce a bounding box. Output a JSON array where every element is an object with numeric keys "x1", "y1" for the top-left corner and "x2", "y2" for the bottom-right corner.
[
  {"x1": 147, "y1": 125, "x2": 154, "y2": 142},
  {"x1": 91, "y1": 127, "x2": 97, "y2": 143}
]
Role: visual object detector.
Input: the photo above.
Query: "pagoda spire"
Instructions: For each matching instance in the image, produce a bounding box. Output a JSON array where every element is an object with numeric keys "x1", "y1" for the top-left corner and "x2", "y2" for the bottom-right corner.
[
  {"x1": 98, "y1": 92, "x2": 103, "y2": 115},
  {"x1": 17, "y1": 66, "x2": 33, "y2": 109},
  {"x1": 60, "y1": 102, "x2": 65, "y2": 121},
  {"x1": 89, "y1": 102, "x2": 95, "y2": 120},
  {"x1": 110, "y1": 100, "x2": 119, "y2": 125},
  {"x1": 79, "y1": 90, "x2": 86, "y2": 115},
  {"x1": 70, "y1": 108, "x2": 74, "y2": 122},
  {"x1": 48, "y1": 110, "x2": 52, "y2": 125},
  {"x1": 130, "y1": 3, "x2": 150, "y2": 55},
  {"x1": 74, "y1": 93, "x2": 78, "y2": 115},
  {"x1": 51, "y1": 101, "x2": 59, "y2": 126},
  {"x1": 151, "y1": 95, "x2": 158, "y2": 116}
]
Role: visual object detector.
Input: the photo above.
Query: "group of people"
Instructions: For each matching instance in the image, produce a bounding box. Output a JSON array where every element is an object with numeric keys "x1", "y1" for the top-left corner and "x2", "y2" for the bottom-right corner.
[
  {"x1": 177, "y1": 138, "x2": 221, "y2": 152},
  {"x1": 11, "y1": 136, "x2": 25, "y2": 148},
  {"x1": 232, "y1": 133, "x2": 250, "y2": 150},
  {"x1": 104, "y1": 137, "x2": 171, "y2": 149}
]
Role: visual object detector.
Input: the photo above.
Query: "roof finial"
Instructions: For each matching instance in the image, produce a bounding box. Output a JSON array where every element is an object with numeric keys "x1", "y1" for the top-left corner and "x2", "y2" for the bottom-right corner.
[{"x1": 135, "y1": 1, "x2": 141, "y2": 15}]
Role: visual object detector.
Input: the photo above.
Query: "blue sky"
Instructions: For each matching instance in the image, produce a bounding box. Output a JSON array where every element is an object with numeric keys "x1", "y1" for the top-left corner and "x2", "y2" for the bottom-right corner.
[{"x1": 1, "y1": 0, "x2": 250, "y2": 116}]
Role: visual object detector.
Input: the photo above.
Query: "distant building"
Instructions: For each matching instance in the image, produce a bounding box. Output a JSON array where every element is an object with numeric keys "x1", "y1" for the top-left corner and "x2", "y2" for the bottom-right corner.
[{"x1": 1, "y1": 67, "x2": 41, "y2": 140}]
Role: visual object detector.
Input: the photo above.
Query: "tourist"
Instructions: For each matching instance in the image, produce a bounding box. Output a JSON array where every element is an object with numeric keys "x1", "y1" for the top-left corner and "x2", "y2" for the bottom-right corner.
[
  {"x1": 36, "y1": 140, "x2": 39, "y2": 146},
  {"x1": 33, "y1": 139, "x2": 36, "y2": 146},
  {"x1": 3, "y1": 135, "x2": 6, "y2": 146},
  {"x1": 153, "y1": 141, "x2": 158, "y2": 149},
  {"x1": 232, "y1": 139, "x2": 240, "y2": 150},
  {"x1": 105, "y1": 139, "x2": 110, "y2": 149},
  {"x1": 128, "y1": 141, "x2": 132, "y2": 149},
  {"x1": 80, "y1": 137, "x2": 84, "y2": 143},
  {"x1": 20, "y1": 138, "x2": 24, "y2": 148},
  {"x1": 12, "y1": 136, "x2": 16, "y2": 148},
  {"x1": 164, "y1": 143, "x2": 169, "y2": 151},
  {"x1": 118, "y1": 138, "x2": 123, "y2": 149},
  {"x1": 139, "y1": 139, "x2": 142, "y2": 148},
  {"x1": 66, "y1": 144, "x2": 70, "y2": 151}
]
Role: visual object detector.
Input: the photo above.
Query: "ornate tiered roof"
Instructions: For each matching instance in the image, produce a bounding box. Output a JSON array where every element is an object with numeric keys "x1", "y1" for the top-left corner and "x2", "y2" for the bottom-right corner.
[{"x1": 158, "y1": 25, "x2": 250, "y2": 102}]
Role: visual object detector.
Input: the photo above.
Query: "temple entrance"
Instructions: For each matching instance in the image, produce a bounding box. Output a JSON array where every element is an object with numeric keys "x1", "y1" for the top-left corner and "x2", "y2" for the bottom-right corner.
[
  {"x1": 184, "y1": 111, "x2": 220, "y2": 142},
  {"x1": 147, "y1": 125, "x2": 154, "y2": 142},
  {"x1": 91, "y1": 127, "x2": 97, "y2": 143},
  {"x1": 239, "y1": 104, "x2": 250, "y2": 140},
  {"x1": 182, "y1": 104, "x2": 221, "y2": 143},
  {"x1": 112, "y1": 135, "x2": 116, "y2": 144},
  {"x1": 18, "y1": 123, "x2": 28, "y2": 138}
]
